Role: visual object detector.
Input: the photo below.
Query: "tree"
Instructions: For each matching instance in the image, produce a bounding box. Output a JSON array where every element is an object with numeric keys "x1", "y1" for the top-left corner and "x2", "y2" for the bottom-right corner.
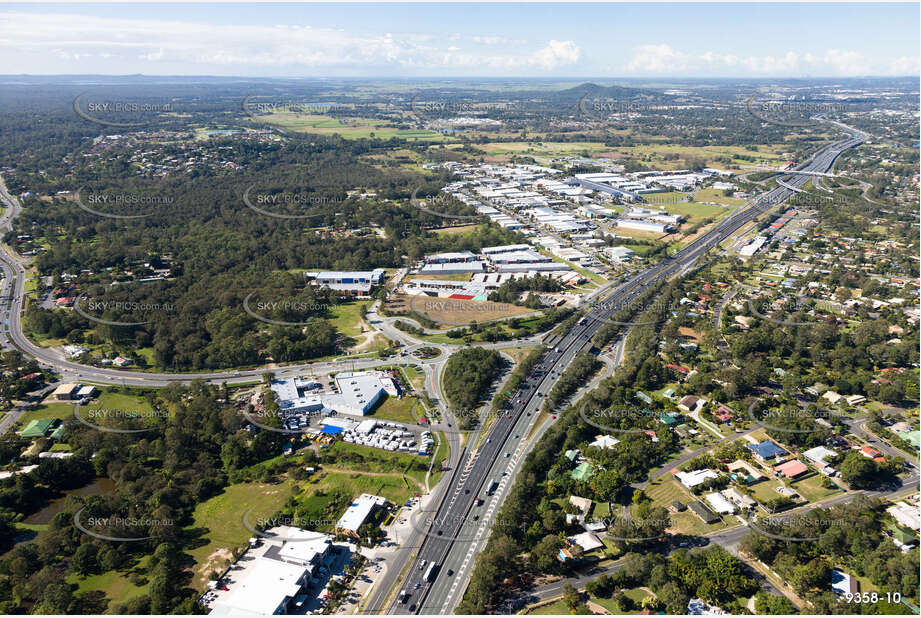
[
  {"x1": 532, "y1": 534, "x2": 565, "y2": 573},
  {"x1": 70, "y1": 544, "x2": 98, "y2": 576},
  {"x1": 840, "y1": 451, "x2": 880, "y2": 489}
]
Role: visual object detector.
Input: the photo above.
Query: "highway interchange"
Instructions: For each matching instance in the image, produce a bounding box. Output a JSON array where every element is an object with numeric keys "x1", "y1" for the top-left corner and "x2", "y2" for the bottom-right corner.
[{"x1": 3, "y1": 121, "x2": 908, "y2": 616}]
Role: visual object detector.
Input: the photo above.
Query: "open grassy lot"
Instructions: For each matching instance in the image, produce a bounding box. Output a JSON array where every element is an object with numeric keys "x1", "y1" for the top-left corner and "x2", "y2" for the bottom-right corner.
[
  {"x1": 318, "y1": 441, "x2": 430, "y2": 489},
  {"x1": 405, "y1": 273, "x2": 472, "y2": 282},
  {"x1": 645, "y1": 477, "x2": 731, "y2": 536},
  {"x1": 693, "y1": 187, "x2": 747, "y2": 206},
  {"x1": 368, "y1": 394, "x2": 423, "y2": 425},
  {"x1": 791, "y1": 473, "x2": 844, "y2": 502},
  {"x1": 68, "y1": 556, "x2": 152, "y2": 608},
  {"x1": 662, "y1": 201, "x2": 732, "y2": 224},
  {"x1": 591, "y1": 587, "x2": 655, "y2": 614},
  {"x1": 397, "y1": 294, "x2": 535, "y2": 327},
  {"x1": 328, "y1": 300, "x2": 370, "y2": 338},
  {"x1": 187, "y1": 479, "x2": 295, "y2": 590},
  {"x1": 254, "y1": 112, "x2": 450, "y2": 141},
  {"x1": 19, "y1": 390, "x2": 155, "y2": 425},
  {"x1": 643, "y1": 191, "x2": 689, "y2": 204},
  {"x1": 433, "y1": 225, "x2": 480, "y2": 236}
]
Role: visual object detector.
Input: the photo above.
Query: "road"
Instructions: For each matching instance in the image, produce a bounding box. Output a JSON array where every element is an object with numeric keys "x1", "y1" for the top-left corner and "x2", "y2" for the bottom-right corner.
[{"x1": 388, "y1": 126, "x2": 867, "y2": 614}]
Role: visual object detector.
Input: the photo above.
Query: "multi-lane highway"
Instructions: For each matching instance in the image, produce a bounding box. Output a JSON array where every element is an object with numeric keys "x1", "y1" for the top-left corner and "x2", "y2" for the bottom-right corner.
[{"x1": 389, "y1": 125, "x2": 867, "y2": 614}]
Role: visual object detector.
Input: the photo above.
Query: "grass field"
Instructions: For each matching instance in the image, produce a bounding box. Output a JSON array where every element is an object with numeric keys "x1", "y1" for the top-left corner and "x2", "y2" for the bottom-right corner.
[
  {"x1": 368, "y1": 394, "x2": 424, "y2": 424},
  {"x1": 405, "y1": 273, "x2": 472, "y2": 282},
  {"x1": 433, "y1": 225, "x2": 480, "y2": 236},
  {"x1": 253, "y1": 112, "x2": 450, "y2": 141},
  {"x1": 18, "y1": 390, "x2": 155, "y2": 426},
  {"x1": 661, "y1": 202, "x2": 732, "y2": 224},
  {"x1": 791, "y1": 473, "x2": 843, "y2": 503},
  {"x1": 645, "y1": 478, "x2": 730, "y2": 536},
  {"x1": 68, "y1": 556, "x2": 152, "y2": 609},
  {"x1": 187, "y1": 480, "x2": 295, "y2": 590},
  {"x1": 693, "y1": 187, "x2": 747, "y2": 206},
  {"x1": 328, "y1": 301, "x2": 370, "y2": 338}
]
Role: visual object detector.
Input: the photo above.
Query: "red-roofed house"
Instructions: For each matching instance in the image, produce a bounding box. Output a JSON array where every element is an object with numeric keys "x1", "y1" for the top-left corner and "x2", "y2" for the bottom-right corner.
[
  {"x1": 774, "y1": 460, "x2": 809, "y2": 479},
  {"x1": 860, "y1": 446, "x2": 886, "y2": 463},
  {"x1": 714, "y1": 405, "x2": 733, "y2": 423},
  {"x1": 667, "y1": 364, "x2": 690, "y2": 376}
]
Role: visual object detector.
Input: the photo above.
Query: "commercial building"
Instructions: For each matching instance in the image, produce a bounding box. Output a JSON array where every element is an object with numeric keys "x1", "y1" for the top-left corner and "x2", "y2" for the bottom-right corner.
[
  {"x1": 614, "y1": 219, "x2": 671, "y2": 234},
  {"x1": 306, "y1": 269, "x2": 386, "y2": 298},
  {"x1": 271, "y1": 371, "x2": 397, "y2": 417},
  {"x1": 336, "y1": 494, "x2": 387, "y2": 537},
  {"x1": 739, "y1": 236, "x2": 767, "y2": 257},
  {"x1": 208, "y1": 527, "x2": 333, "y2": 616}
]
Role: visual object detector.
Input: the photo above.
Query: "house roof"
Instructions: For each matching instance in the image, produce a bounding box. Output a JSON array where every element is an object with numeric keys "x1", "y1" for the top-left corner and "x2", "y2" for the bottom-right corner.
[
  {"x1": 747, "y1": 440, "x2": 788, "y2": 459},
  {"x1": 774, "y1": 460, "x2": 809, "y2": 478},
  {"x1": 572, "y1": 462, "x2": 595, "y2": 481}
]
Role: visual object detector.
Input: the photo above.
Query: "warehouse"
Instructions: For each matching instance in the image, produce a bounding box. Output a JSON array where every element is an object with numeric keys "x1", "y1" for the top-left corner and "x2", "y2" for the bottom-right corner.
[
  {"x1": 615, "y1": 219, "x2": 671, "y2": 233},
  {"x1": 336, "y1": 494, "x2": 387, "y2": 537}
]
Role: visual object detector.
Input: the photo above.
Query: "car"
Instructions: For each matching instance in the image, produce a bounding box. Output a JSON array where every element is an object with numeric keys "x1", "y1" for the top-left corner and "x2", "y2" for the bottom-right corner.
[
  {"x1": 472, "y1": 514, "x2": 479, "y2": 521},
  {"x1": 437, "y1": 530, "x2": 442, "y2": 536},
  {"x1": 464, "y1": 489, "x2": 470, "y2": 494},
  {"x1": 447, "y1": 569, "x2": 454, "y2": 576},
  {"x1": 505, "y1": 452, "x2": 510, "y2": 457},
  {"x1": 551, "y1": 415, "x2": 557, "y2": 419},
  {"x1": 514, "y1": 434, "x2": 519, "y2": 438},
  {"x1": 414, "y1": 583, "x2": 420, "y2": 589}
]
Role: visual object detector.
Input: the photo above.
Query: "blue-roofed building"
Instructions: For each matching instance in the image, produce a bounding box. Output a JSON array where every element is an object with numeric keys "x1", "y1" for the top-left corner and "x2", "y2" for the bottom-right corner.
[{"x1": 747, "y1": 440, "x2": 789, "y2": 462}]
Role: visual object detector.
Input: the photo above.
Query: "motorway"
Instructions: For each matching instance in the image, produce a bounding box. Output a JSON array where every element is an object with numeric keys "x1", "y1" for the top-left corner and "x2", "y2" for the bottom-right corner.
[
  {"x1": 388, "y1": 124, "x2": 867, "y2": 615},
  {"x1": 1, "y1": 124, "x2": 870, "y2": 614}
]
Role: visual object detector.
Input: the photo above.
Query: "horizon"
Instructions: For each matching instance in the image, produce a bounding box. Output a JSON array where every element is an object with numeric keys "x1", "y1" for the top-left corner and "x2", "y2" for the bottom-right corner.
[{"x1": 3, "y1": 3, "x2": 918, "y2": 78}]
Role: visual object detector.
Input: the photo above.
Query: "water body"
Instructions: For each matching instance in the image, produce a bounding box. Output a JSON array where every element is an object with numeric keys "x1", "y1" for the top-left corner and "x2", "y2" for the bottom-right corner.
[{"x1": 24, "y1": 477, "x2": 117, "y2": 525}]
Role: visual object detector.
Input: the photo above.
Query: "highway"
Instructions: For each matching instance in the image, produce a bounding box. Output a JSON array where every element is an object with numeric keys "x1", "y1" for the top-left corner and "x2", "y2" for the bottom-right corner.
[{"x1": 388, "y1": 125, "x2": 867, "y2": 615}]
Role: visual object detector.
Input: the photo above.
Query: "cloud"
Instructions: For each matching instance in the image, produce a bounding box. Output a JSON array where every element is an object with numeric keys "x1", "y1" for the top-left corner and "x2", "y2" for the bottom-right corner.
[
  {"x1": 625, "y1": 43, "x2": 915, "y2": 76},
  {"x1": 0, "y1": 10, "x2": 577, "y2": 75}
]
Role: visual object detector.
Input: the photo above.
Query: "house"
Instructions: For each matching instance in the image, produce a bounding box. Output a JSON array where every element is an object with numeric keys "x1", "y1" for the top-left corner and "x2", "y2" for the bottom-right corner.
[
  {"x1": 688, "y1": 500, "x2": 720, "y2": 524},
  {"x1": 845, "y1": 394, "x2": 867, "y2": 406},
  {"x1": 678, "y1": 395, "x2": 706, "y2": 413},
  {"x1": 831, "y1": 570, "x2": 858, "y2": 596},
  {"x1": 721, "y1": 487, "x2": 756, "y2": 510},
  {"x1": 572, "y1": 462, "x2": 595, "y2": 481},
  {"x1": 727, "y1": 460, "x2": 764, "y2": 484},
  {"x1": 675, "y1": 469, "x2": 719, "y2": 489},
  {"x1": 860, "y1": 446, "x2": 886, "y2": 463},
  {"x1": 567, "y1": 531, "x2": 604, "y2": 552},
  {"x1": 589, "y1": 434, "x2": 620, "y2": 450},
  {"x1": 659, "y1": 412, "x2": 682, "y2": 427},
  {"x1": 635, "y1": 391, "x2": 653, "y2": 404},
  {"x1": 887, "y1": 522, "x2": 918, "y2": 551},
  {"x1": 774, "y1": 459, "x2": 809, "y2": 479},
  {"x1": 747, "y1": 440, "x2": 789, "y2": 462},
  {"x1": 713, "y1": 405, "x2": 733, "y2": 423},
  {"x1": 803, "y1": 446, "x2": 838, "y2": 466},
  {"x1": 822, "y1": 391, "x2": 843, "y2": 404},
  {"x1": 564, "y1": 449, "x2": 580, "y2": 462},
  {"x1": 668, "y1": 500, "x2": 687, "y2": 513},
  {"x1": 887, "y1": 501, "x2": 921, "y2": 531},
  {"x1": 52, "y1": 383, "x2": 81, "y2": 400},
  {"x1": 335, "y1": 494, "x2": 387, "y2": 537},
  {"x1": 20, "y1": 418, "x2": 61, "y2": 439},
  {"x1": 667, "y1": 364, "x2": 691, "y2": 377},
  {"x1": 76, "y1": 385, "x2": 98, "y2": 399},
  {"x1": 569, "y1": 496, "x2": 593, "y2": 515},
  {"x1": 806, "y1": 383, "x2": 829, "y2": 397},
  {"x1": 705, "y1": 492, "x2": 737, "y2": 514}
]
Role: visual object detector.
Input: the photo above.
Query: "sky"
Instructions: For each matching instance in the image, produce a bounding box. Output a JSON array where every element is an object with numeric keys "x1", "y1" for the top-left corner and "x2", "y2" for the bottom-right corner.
[{"x1": 2, "y1": 3, "x2": 919, "y2": 78}]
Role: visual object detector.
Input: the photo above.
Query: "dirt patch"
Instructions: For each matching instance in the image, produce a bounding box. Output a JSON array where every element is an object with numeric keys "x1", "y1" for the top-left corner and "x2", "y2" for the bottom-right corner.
[
  {"x1": 198, "y1": 548, "x2": 234, "y2": 583},
  {"x1": 396, "y1": 293, "x2": 535, "y2": 327}
]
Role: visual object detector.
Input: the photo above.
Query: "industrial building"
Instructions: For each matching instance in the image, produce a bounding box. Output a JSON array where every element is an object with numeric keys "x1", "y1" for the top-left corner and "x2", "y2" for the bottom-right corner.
[
  {"x1": 336, "y1": 494, "x2": 387, "y2": 537},
  {"x1": 305, "y1": 269, "x2": 386, "y2": 298},
  {"x1": 207, "y1": 527, "x2": 334, "y2": 616}
]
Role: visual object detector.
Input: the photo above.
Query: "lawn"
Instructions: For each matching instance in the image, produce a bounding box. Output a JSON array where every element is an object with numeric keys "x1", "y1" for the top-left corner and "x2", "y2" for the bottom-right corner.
[
  {"x1": 187, "y1": 479, "x2": 295, "y2": 590},
  {"x1": 318, "y1": 441, "x2": 430, "y2": 489},
  {"x1": 19, "y1": 390, "x2": 158, "y2": 429},
  {"x1": 328, "y1": 300, "x2": 371, "y2": 338},
  {"x1": 526, "y1": 598, "x2": 585, "y2": 614},
  {"x1": 401, "y1": 365, "x2": 426, "y2": 391},
  {"x1": 661, "y1": 201, "x2": 732, "y2": 224},
  {"x1": 68, "y1": 556, "x2": 152, "y2": 609},
  {"x1": 591, "y1": 587, "x2": 654, "y2": 614},
  {"x1": 693, "y1": 187, "x2": 747, "y2": 206},
  {"x1": 368, "y1": 394, "x2": 423, "y2": 424},
  {"x1": 645, "y1": 478, "x2": 730, "y2": 536},
  {"x1": 749, "y1": 481, "x2": 785, "y2": 504},
  {"x1": 253, "y1": 112, "x2": 450, "y2": 141},
  {"x1": 791, "y1": 473, "x2": 843, "y2": 503}
]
